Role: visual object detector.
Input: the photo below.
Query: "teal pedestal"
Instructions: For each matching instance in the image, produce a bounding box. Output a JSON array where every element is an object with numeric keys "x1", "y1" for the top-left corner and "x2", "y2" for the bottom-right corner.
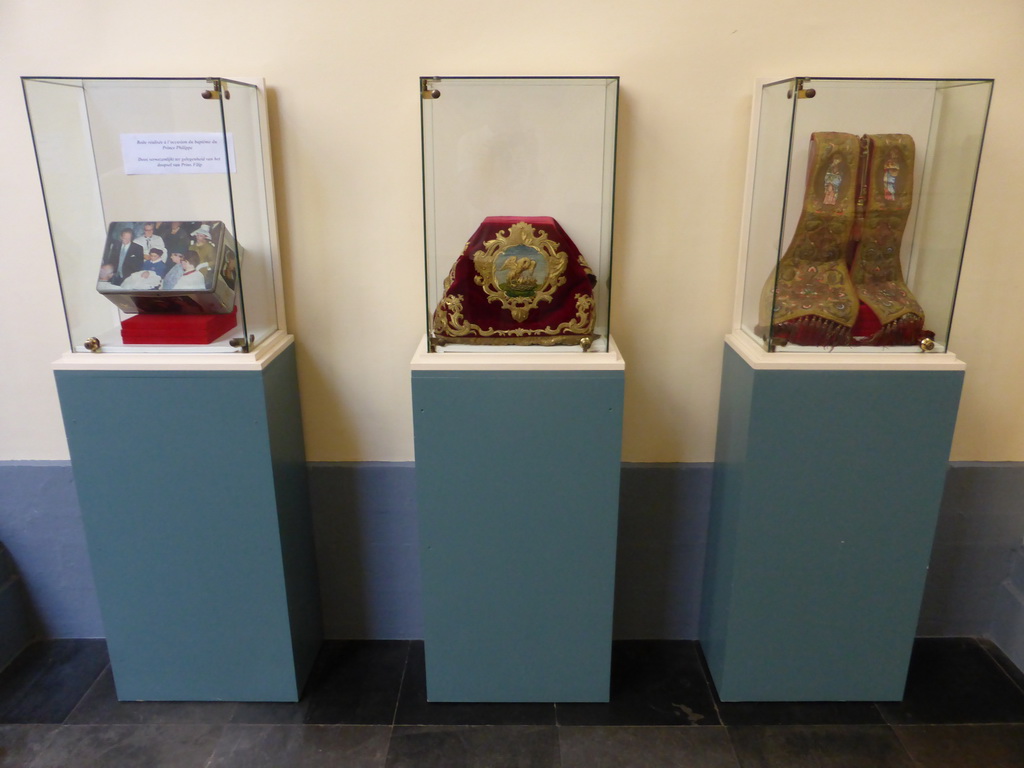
[
  {"x1": 411, "y1": 351, "x2": 624, "y2": 702},
  {"x1": 54, "y1": 341, "x2": 322, "y2": 701},
  {"x1": 700, "y1": 340, "x2": 965, "y2": 701}
]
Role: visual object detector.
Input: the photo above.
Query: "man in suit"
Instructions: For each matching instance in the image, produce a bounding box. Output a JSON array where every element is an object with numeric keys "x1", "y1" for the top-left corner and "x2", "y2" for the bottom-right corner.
[{"x1": 105, "y1": 226, "x2": 145, "y2": 285}]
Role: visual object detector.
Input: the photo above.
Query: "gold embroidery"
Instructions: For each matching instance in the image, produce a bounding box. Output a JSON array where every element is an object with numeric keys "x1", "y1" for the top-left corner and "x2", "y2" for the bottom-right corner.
[
  {"x1": 849, "y1": 134, "x2": 922, "y2": 327},
  {"x1": 759, "y1": 133, "x2": 925, "y2": 348}
]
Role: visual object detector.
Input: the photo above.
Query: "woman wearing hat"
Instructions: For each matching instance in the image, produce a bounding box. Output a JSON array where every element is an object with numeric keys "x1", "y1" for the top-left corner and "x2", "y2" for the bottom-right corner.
[{"x1": 189, "y1": 223, "x2": 216, "y2": 274}]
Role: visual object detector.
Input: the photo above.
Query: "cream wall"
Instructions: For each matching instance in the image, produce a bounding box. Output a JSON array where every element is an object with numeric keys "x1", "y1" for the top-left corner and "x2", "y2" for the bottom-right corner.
[{"x1": 1, "y1": 0, "x2": 1022, "y2": 462}]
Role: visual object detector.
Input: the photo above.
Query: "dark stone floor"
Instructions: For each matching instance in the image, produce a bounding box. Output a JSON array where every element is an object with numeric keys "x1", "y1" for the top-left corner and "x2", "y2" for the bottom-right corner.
[{"x1": 1, "y1": 637, "x2": 1023, "y2": 766}]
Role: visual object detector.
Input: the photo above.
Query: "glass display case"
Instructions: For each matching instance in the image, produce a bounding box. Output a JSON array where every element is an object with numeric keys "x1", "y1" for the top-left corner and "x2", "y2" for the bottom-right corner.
[
  {"x1": 421, "y1": 76, "x2": 619, "y2": 353},
  {"x1": 737, "y1": 77, "x2": 993, "y2": 354},
  {"x1": 23, "y1": 77, "x2": 284, "y2": 354}
]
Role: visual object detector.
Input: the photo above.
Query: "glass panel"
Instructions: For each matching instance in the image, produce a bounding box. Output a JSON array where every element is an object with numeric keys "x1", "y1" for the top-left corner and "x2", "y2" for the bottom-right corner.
[
  {"x1": 740, "y1": 79, "x2": 799, "y2": 339},
  {"x1": 739, "y1": 77, "x2": 993, "y2": 354},
  {"x1": 422, "y1": 77, "x2": 619, "y2": 352},
  {"x1": 23, "y1": 78, "x2": 108, "y2": 351},
  {"x1": 220, "y1": 80, "x2": 280, "y2": 350},
  {"x1": 911, "y1": 81, "x2": 993, "y2": 351},
  {"x1": 23, "y1": 77, "x2": 281, "y2": 354}
]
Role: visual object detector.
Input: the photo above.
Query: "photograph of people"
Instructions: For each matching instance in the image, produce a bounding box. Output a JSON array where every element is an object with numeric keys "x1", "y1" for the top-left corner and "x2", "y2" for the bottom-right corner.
[
  {"x1": 133, "y1": 222, "x2": 166, "y2": 262},
  {"x1": 119, "y1": 267, "x2": 162, "y2": 290},
  {"x1": 118, "y1": 245, "x2": 169, "y2": 290},
  {"x1": 174, "y1": 250, "x2": 207, "y2": 290},
  {"x1": 159, "y1": 221, "x2": 191, "y2": 260},
  {"x1": 220, "y1": 247, "x2": 237, "y2": 290},
  {"x1": 140, "y1": 248, "x2": 167, "y2": 278},
  {"x1": 96, "y1": 262, "x2": 119, "y2": 291},
  {"x1": 190, "y1": 223, "x2": 216, "y2": 274},
  {"x1": 161, "y1": 251, "x2": 185, "y2": 289},
  {"x1": 103, "y1": 226, "x2": 145, "y2": 285}
]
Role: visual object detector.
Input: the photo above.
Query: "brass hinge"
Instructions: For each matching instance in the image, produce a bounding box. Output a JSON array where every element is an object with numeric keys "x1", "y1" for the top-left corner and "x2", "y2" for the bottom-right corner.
[
  {"x1": 788, "y1": 77, "x2": 816, "y2": 99},
  {"x1": 202, "y1": 78, "x2": 230, "y2": 100},
  {"x1": 421, "y1": 78, "x2": 440, "y2": 100}
]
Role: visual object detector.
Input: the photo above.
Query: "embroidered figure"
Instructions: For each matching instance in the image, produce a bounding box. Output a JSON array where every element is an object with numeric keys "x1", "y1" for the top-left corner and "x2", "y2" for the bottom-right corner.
[
  {"x1": 883, "y1": 149, "x2": 900, "y2": 201},
  {"x1": 823, "y1": 154, "x2": 843, "y2": 206}
]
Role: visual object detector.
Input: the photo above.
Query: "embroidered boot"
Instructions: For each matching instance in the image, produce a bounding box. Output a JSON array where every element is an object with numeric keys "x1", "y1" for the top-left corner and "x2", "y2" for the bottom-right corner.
[
  {"x1": 849, "y1": 134, "x2": 926, "y2": 346},
  {"x1": 759, "y1": 132, "x2": 860, "y2": 348}
]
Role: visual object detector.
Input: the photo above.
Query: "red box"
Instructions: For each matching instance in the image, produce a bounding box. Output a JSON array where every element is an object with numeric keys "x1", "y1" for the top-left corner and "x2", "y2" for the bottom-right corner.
[{"x1": 121, "y1": 308, "x2": 238, "y2": 345}]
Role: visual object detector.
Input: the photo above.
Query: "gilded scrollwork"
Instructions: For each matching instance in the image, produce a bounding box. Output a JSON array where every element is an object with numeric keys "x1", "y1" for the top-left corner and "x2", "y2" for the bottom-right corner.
[
  {"x1": 432, "y1": 294, "x2": 473, "y2": 337},
  {"x1": 433, "y1": 291, "x2": 594, "y2": 340},
  {"x1": 579, "y1": 254, "x2": 594, "y2": 278},
  {"x1": 472, "y1": 222, "x2": 567, "y2": 322},
  {"x1": 441, "y1": 260, "x2": 458, "y2": 292}
]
